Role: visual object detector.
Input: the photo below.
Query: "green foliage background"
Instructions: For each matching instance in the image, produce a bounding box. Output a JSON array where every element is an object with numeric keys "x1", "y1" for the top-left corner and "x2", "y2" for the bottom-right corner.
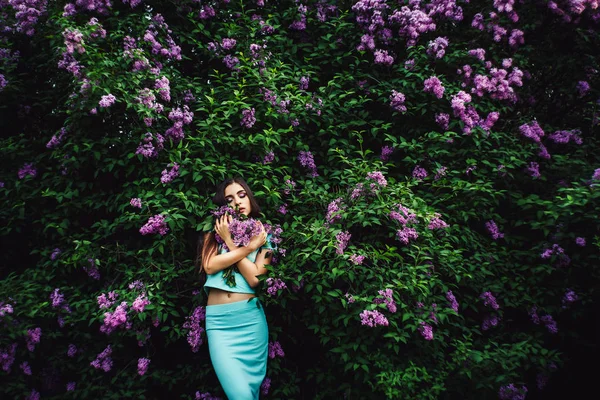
[{"x1": 1, "y1": 0, "x2": 599, "y2": 399}]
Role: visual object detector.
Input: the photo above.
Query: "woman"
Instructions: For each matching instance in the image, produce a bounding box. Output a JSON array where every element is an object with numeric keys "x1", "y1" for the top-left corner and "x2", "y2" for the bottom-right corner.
[{"x1": 198, "y1": 176, "x2": 275, "y2": 399}]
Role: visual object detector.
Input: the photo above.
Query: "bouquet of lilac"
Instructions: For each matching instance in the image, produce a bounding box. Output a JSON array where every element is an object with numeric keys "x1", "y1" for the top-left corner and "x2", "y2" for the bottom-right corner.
[{"x1": 211, "y1": 205, "x2": 263, "y2": 287}]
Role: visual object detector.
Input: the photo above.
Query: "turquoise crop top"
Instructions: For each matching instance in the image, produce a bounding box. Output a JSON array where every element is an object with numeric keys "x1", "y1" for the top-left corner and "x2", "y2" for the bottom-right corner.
[{"x1": 204, "y1": 233, "x2": 276, "y2": 295}]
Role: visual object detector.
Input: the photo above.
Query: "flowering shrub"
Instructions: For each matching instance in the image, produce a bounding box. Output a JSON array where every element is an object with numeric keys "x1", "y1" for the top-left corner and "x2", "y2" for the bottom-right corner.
[{"x1": 1, "y1": 1, "x2": 600, "y2": 399}]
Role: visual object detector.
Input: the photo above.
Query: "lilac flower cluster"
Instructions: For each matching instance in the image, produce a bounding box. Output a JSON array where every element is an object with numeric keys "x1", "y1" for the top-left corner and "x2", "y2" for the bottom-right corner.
[
  {"x1": 418, "y1": 321, "x2": 434, "y2": 340},
  {"x1": 50, "y1": 248, "x2": 61, "y2": 260},
  {"x1": 541, "y1": 314, "x2": 558, "y2": 333},
  {"x1": 85, "y1": 258, "x2": 100, "y2": 280},
  {"x1": 100, "y1": 301, "x2": 131, "y2": 335},
  {"x1": 389, "y1": 5, "x2": 438, "y2": 47},
  {"x1": 0, "y1": 343, "x2": 17, "y2": 372},
  {"x1": 195, "y1": 391, "x2": 221, "y2": 400},
  {"x1": 525, "y1": 161, "x2": 541, "y2": 179},
  {"x1": 499, "y1": 384, "x2": 528, "y2": 400},
  {"x1": 435, "y1": 113, "x2": 450, "y2": 130},
  {"x1": 47, "y1": 128, "x2": 67, "y2": 149},
  {"x1": 130, "y1": 198, "x2": 142, "y2": 208},
  {"x1": 161, "y1": 163, "x2": 180, "y2": 184},
  {"x1": 99, "y1": 94, "x2": 116, "y2": 108},
  {"x1": 140, "y1": 214, "x2": 169, "y2": 236},
  {"x1": 349, "y1": 254, "x2": 365, "y2": 265},
  {"x1": 136, "y1": 132, "x2": 165, "y2": 159},
  {"x1": 428, "y1": 213, "x2": 449, "y2": 230},
  {"x1": 0, "y1": 301, "x2": 13, "y2": 320},
  {"x1": 165, "y1": 106, "x2": 194, "y2": 141},
  {"x1": 228, "y1": 218, "x2": 263, "y2": 247},
  {"x1": 132, "y1": 294, "x2": 150, "y2": 313},
  {"x1": 424, "y1": 76, "x2": 445, "y2": 99},
  {"x1": 366, "y1": 171, "x2": 388, "y2": 189},
  {"x1": 548, "y1": 129, "x2": 583, "y2": 145},
  {"x1": 485, "y1": 220, "x2": 504, "y2": 240},
  {"x1": 277, "y1": 204, "x2": 287, "y2": 214},
  {"x1": 540, "y1": 243, "x2": 566, "y2": 261},
  {"x1": 380, "y1": 145, "x2": 394, "y2": 161},
  {"x1": 577, "y1": 80, "x2": 590, "y2": 96},
  {"x1": 299, "y1": 76, "x2": 309, "y2": 90},
  {"x1": 268, "y1": 341, "x2": 285, "y2": 359},
  {"x1": 26, "y1": 327, "x2": 42, "y2": 351},
  {"x1": 66, "y1": 382, "x2": 76, "y2": 391},
  {"x1": 374, "y1": 289, "x2": 397, "y2": 313},
  {"x1": 336, "y1": 231, "x2": 351, "y2": 255},
  {"x1": 241, "y1": 108, "x2": 256, "y2": 128},
  {"x1": 289, "y1": 4, "x2": 308, "y2": 31},
  {"x1": 261, "y1": 377, "x2": 271, "y2": 396},
  {"x1": 480, "y1": 292, "x2": 500, "y2": 310},
  {"x1": 154, "y1": 76, "x2": 170, "y2": 102},
  {"x1": 8, "y1": 0, "x2": 48, "y2": 36},
  {"x1": 390, "y1": 204, "x2": 417, "y2": 226},
  {"x1": 396, "y1": 227, "x2": 419, "y2": 245},
  {"x1": 298, "y1": 150, "x2": 318, "y2": 177},
  {"x1": 26, "y1": 389, "x2": 40, "y2": 400},
  {"x1": 67, "y1": 344, "x2": 77, "y2": 357},
  {"x1": 98, "y1": 291, "x2": 119, "y2": 309},
  {"x1": 143, "y1": 14, "x2": 182, "y2": 62},
  {"x1": 345, "y1": 293, "x2": 355, "y2": 303},
  {"x1": 182, "y1": 306, "x2": 206, "y2": 353},
  {"x1": 482, "y1": 315, "x2": 500, "y2": 330},
  {"x1": 137, "y1": 357, "x2": 150, "y2": 375},
  {"x1": 90, "y1": 345, "x2": 113, "y2": 372},
  {"x1": 413, "y1": 165, "x2": 428, "y2": 180},
  {"x1": 446, "y1": 290, "x2": 459, "y2": 312},
  {"x1": 562, "y1": 289, "x2": 578, "y2": 308},
  {"x1": 20, "y1": 361, "x2": 31, "y2": 375},
  {"x1": 18, "y1": 163, "x2": 36, "y2": 179},
  {"x1": 359, "y1": 309, "x2": 389, "y2": 327},
  {"x1": 262, "y1": 151, "x2": 275, "y2": 164},
  {"x1": 427, "y1": 37, "x2": 448, "y2": 58},
  {"x1": 389, "y1": 90, "x2": 406, "y2": 112},
  {"x1": 266, "y1": 278, "x2": 287, "y2": 296}
]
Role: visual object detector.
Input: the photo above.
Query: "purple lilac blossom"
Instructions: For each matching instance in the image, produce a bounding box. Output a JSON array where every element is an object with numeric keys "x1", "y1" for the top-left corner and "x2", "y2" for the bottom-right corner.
[
  {"x1": 336, "y1": 231, "x2": 351, "y2": 255},
  {"x1": 389, "y1": 90, "x2": 407, "y2": 112},
  {"x1": 165, "y1": 106, "x2": 194, "y2": 141},
  {"x1": 577, "y1": 80, "x2": 590, "y2": 96},
  {"x1": 499, "y1": 384, "x2": 528, "y2": 400},
  {"x1": 468, "y1": 48, "x2": 486, "y2": 61},
  {"x1": 446, "y1": 290, "x2": 459, "y2": 312},
  {"x1": 67, "y1": 344, "x2": 77, "y2": 357},
  {"x1": 428, "y1": 214, "x2": 449, "y2": 229},
  {"x1": 541, "y1": 314, "x2": 558, "y2": 333},
  {"x1": 482, "y1": 315, "x2": 500, "y2": 330},
  {"x1": 575, "y1": 237, "x2": 586, "y2": 246},
  {"x1": 299, "y1": 76, "x2": 309, "y2": 90},
  {"x1": 228, "y1": 218, "x2": 263, "y2": 247},
  {"x1": 366, "y1": 171, "x2": 387, "y2": 187},
  {"x1": 266, "y1": 278, "x2": 287, "y2": 296},
  {"x1": 435, "y1": 113, "x2": 450, "y2": 130},
  {"x1": 183, "y1": 306, "x2": 206, "y2": 353},
  {"x1": 139, "y1": 214, "x2": 169, "y2": 236},
  {"x1": 325, "y1": 198, "x2": 344, "y2": 225},
  {"x1": 485, "y1": 220, "x2": 504, "y2": 240},
  {"x1": 418, "y1": 322, "x2": 434, "y2": 340},
  {"x1": 427, "y1": 37, "x2": 449, "y2": 58},
  {"x1": 90, "y1": 345, "x2": 113, "y2": 372},
  {"x1": 20, "y1": 361, "x2": 31, "y2": 375},
  {"x1": 345, "y1": 293, "x2": 355, "y2": 303},
  {"x1": 66, "y1": 382, "x2": 76, "y2": 391},
  {"x1": 298, "y1": 150, "x2": 318, "y2": 177},
  {"x1": 277, "y1": 204, "x2": 287, "y2": 215},
  {"x1": 592, "y1": 168, "x2": 600, "y2": 180},
  {"x1": 562, "y1": 289, "x2": 578, "y2": 307},
  {"x1": 526, "y1": 162, "x2": 541, "y2": 178},
  {"x1": 268, "y1": 341, "x2": 285, "y2": 359},
  {"x1": 412, "y1": 165, "x2": 428, "y2": 180},
  {"x1": 132, "y1": 294, "x2": 150, "y2": 313},
  {"x1": 480, "y1": 292, "x2": 500, "y2": 310},
  {"x1": 26, "y1": 389, "x2": 40, "y2": 400},
  {"x1": 161, "y1": 163, "x2": 180, "y2": 184},
  {"x1": 26, "y1": 327, "x2": 42, "y2": 351},
  {"x1": 381, "y1": 145, "x2": 394, "y2": 161},
  {"x1": 0, "y1": 343, "x2": 17, "y2": 372},
  {"x1": 50, "y1": 288, "x2": 65, "y2": 308},
  {"x1": 98, "y1": 94, "x2": 116, "y2": 108},
  {"x1": 434, "y1": 167, "x2": 447, "y2": 180},
  {"x1": 349, "y1": 254, "x2": 365, "y2": 265},
  {"x1": 261, "y1": 377, "x2": 271, "y2": 396},
  {"x1": 51, "y1": 248, "x2": 61, "y2": 260},
  {"x1": 424, "y1": 76, "x2": 445, "y2": 99},
  {"x1": 137, "y1": 357, "x2": 150, "y2": 375},
  {"x1": 154, "y1": 76, "x2": 171, "y2": 102},
  {"x1": 240, "y1": 108, "x2": 256, "y2": 128},
  {"x1": 360, "y1": 310, "x2": 389, "y2": 327},
  {"x1": 18, "y1": 163, "x2": 37, "y2": 179},
  {"x1": 85, "y1": 258, "x2": 100, "y2": 280},
  {"x1": 100, "y1": 301, "x2": 131, "y2": 335},
  {"x1": 130, "y1": 198, "x2": 142, "y2": 208},
  {"x1": 46, "y1": 128, "x2": 67, "y2": 149},
  {"x1": 396, "y1": 227, "x2": 418, "y2": 245}
]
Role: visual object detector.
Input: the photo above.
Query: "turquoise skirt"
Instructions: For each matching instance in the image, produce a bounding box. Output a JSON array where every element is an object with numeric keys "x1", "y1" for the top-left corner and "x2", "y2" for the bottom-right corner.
[{"x1": 206, "y1": 297, "x2": 268, "y2": 400}]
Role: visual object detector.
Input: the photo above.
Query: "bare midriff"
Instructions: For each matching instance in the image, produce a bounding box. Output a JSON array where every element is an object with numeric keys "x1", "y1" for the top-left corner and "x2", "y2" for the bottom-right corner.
[{"x1": 206, "y1": 287, "x2": 255, "y2": 306}]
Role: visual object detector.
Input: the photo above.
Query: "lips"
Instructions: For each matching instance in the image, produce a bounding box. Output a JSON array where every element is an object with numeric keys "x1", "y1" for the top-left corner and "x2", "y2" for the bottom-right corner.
[{"x1": 239, "y1": 208, "x2": 245, "y2": 213}]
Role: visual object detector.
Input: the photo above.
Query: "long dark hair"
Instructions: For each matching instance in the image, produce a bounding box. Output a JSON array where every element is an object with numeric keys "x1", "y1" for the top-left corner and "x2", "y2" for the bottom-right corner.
[{"x1": 195, "y1": 176, "x2": 262, "y2": 274}]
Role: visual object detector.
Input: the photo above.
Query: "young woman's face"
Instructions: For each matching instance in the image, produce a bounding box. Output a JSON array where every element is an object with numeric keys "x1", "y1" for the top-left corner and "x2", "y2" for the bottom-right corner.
[{"x1": 224, "y1": 182, "x2": 251, "y2": 216}]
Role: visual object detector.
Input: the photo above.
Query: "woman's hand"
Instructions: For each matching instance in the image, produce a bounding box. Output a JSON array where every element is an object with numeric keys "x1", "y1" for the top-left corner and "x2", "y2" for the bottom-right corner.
[
  {"x1": 248, "y1": 221, "x2": 267, "y2": 251},
  {"x1": 214, "y1": 213, "x2": 233, "y2": 244}
]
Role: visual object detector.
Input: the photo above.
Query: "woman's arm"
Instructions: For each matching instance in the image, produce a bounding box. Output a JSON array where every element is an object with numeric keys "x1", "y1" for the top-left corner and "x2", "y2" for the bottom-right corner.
[
  {"x1": 203, "y1": 245, "x2": 255, "y2": 275},
  {"x1": 224, "y1": 238, "x2": 272, "y2": 288}
]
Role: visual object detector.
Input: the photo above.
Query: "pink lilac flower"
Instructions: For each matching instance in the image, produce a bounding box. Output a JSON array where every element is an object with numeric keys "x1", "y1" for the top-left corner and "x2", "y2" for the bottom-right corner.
[
  {"x1": 132, "y1": 294, "x2": 150, "y2": 313},
  {"x1": 221, "y1": 38, "x2": 236, "y2": 50},
  {"x1": 435, "y1": 113, "x2": 450, "y2": 130},
  {"x1": 396, "y1": 227, "x2": 418, "y2": 245},
  {"x1": 283, "y1": 179, "x2": 296, "y2": 195},
  {"x1": 336, "y1": 231, "x2": 351, "y2": 255},
  {"x1": 67, "y1": 344, "x2": 77, "y2": 357},
  {"x1": 374, "y1": 49, "x2": 394, "y2": 66},
  {"x1": 480, "y1": 292, "x2": 500, "y2": 310},
  {"x1": 140, "y1": 214, "x2": 170, "y2": 236},
  {"x1": 499, "y1": 384, "x2": 527, "y2": 400},
  {"x1": 0, "y1": 302, "x2": 14, "y2": 319},
  {"x1": 424, "y1": 76, "x2": 445, "y2": 99},
  {"x1": 47, "y1": 127, "x2": 67, "y2": 149},
  {"x1": 98, "y1": 94, "x2": 116, "y2": 108},
  {"x1": 100, "y1": 301, "x2": 130, "y2": 335},
  {"x1": 360, "y1": 310, "x2": 389, "y2": 327},
  {"x1": 468, "y1": 48, "x2": 486, "y2": 61},
  {"x1": 446, "y1": 290, "x2": 459, "y2": 312},
  {"x1": 20, "y1": 361, "x2": 31, "y2": 375},
  {"x1": 165, "y1": 106, "x2": 194, "y2": 141},
  {"x1": 161, "y1": 163, "x2": 180, "y2": 184},
  {"x1": 427, "y1": 37, "x2": 449, "y2": 59},
  {"x1": 349, "y1": 254, "x2": 365, "y2": 265},
  {"x1": 137, "y1": 357, "x2": 150, "y2": 375},
  {"x1": 268, "y1": 341, "x2": 285, "y2": 359},
  {"x1": 575, "y1": 237, "x2": 586, "y2": 246},
  {"x1": 412, "y1": 165, "x2": 428, "y2": 180},
  {"x1": 418, "y1": 321, "x2": 434, "y2": 340},
  {"x1": 26, "y1": 327, "x2": 42, "y2": 351},
  {"x1": 434, "y1": 166, "x2": 447, "y2": 180},
  {"x1": 183, "y1": 306, "x2": 205, "y2": 353},
  {"x1": 374, "y1": 289, "x2": 397, "y2": 313},
  {"x1": 485, "y1": 220, "x2": 504, "y2": 240},
  {"x1": 299, "y1": 76, "x2": 309, "y2": 90},
  {"x1": 18, "y1": 163, "x2": 37, "y2": 179},
  {"x1": 389, "y1": 90, "x2": 407, "y2": 112},
  {"x1": 428, "y1": 214, "x2": 449, "y2": 229},
  {"x1": 241, "y1": 108, "x2": 256, "y2": 128},
  {"x1": 130, "y1": 198, "x2": 142, "y2": 208},
  {"x1": 154, "y1": 76, "x2": 171, "y2": 102},
  {"x1": 90, "y1": 345, "x2": 113, "y2": 372},
  {"x1": 345, "y1": 293, "x2": 355, "y2": 303},
  {"x1": 97, "y1": 291, "x2": 118, "y2": 309},
  {"x1": 389, "y1": 204, "x2": 417, "y2": 226},
  {"x1": 266, "y1": 278, "x2": 287, "y2": 296},
  {"x1": 325, "y1": 197, "x2": 345, "y2": 225},
  {"x1": 277, "y1": 204, "x2": 287, "y2": 215},
  {"x1": 366, "y1": 171, "x2": 387, "y2": 187},
  {"x1": 593, "y1": 168, "x2": 600, "y2": 180}
]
